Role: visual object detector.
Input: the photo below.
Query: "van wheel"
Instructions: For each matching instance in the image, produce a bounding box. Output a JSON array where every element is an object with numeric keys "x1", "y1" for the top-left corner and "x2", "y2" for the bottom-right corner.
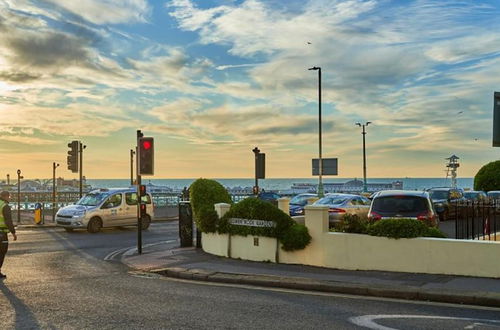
[
  {"x1": 141, "y1": 215, "x2": 151, "y2": 230},
  {"x1": 87, "y1": 217, "x2": 102, "y2": 233}
]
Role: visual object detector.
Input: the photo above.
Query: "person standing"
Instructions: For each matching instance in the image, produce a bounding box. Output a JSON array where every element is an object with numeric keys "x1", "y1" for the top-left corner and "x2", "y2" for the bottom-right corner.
[{"x1": 0, "y1": 190, "x2": 17, "y2": 279}]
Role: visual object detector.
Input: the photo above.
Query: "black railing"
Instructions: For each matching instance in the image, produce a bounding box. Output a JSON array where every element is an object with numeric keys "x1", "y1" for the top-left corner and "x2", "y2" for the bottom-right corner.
[{"x1": 453, "y1": 200, "x2": 499, "y2": 240}]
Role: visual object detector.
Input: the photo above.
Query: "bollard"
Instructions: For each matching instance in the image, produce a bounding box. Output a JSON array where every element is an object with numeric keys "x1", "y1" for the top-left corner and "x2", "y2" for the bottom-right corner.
[{"x1": 178, "y1": 201, "x2": 193, "y2": 247}]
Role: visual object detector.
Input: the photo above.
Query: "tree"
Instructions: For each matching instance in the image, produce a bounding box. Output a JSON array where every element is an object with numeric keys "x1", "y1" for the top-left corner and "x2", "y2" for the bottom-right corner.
[{"x1": 474, "y1": 160, "x2": 500, "y2": 192}]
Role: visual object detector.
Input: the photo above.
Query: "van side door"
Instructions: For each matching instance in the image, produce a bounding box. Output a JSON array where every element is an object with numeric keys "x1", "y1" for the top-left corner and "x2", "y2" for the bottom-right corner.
[{"x1": 100, "y1": 193, "x2": 125, "y2": 226}]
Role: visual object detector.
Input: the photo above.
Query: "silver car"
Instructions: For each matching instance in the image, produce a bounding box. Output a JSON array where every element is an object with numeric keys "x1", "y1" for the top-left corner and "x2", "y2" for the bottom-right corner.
[{"x1": 313, "y1": 193, "x2": 371, "y2": 225}]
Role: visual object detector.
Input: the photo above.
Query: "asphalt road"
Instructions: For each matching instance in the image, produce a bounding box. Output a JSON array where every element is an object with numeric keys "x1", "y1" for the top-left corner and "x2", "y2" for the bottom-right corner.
[{"x1": 1, "y1": 222, "x2": 500, "y2": 329}]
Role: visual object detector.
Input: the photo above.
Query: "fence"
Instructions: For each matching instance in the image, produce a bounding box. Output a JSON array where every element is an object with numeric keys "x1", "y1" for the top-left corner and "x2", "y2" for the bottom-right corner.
[{"x1": 452, "y1": 200, "x2": 500, "y2": 240}]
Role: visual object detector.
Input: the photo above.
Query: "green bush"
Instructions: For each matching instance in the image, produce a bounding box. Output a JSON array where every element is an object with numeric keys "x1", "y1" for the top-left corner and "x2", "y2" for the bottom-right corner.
[
  {"x1": 474, "y1": 161, "x2": 500, "y2": 192},
  {"x1": 189, "y1": 178, "x2": 232, "y2": 233},
  {"x1": 281, "y1": 223, "x2": 311, "y2": 251},
  {"x1": 366, "y1": 218, "x2": 446, "y2": 239},
  {"x1": 334, "y1": 214, "x2": 368, "y2": 233},
  {"x1": 219, "y1": 198, "x2": 311, "y2": 250}
]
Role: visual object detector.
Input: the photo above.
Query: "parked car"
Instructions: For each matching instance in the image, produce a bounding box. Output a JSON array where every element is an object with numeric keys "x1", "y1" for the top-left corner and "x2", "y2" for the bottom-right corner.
[
  {"x1": 487, "y1": 191, "x2": 500, "y2": 200},
  {"x1": 463, "y1": 190, "x2": 488, "y2": 202},
  {"x1": 368, "y1": 190, "x2": 438, "y2": 227},
  {"x1": 313, "y1": 193, "x2": 371, "y2": 226},
  {"x1": 56, "y1": 188, "x2": 154, "y2": 233},
  {"x1": 257, "y1": 191, "x2": 281, "y2": 206},
  {"x1": 289, "y1": 193, "x2": 317, "y2": 216},
  {"x1": 426, "y1": 187, "x2": 465, "y2": 221}
]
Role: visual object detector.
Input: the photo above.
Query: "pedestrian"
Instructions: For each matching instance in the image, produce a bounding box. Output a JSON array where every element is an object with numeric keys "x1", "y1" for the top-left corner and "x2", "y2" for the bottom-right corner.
[{"x1": 0, "y1": 190, "x2": 17, "y2": 279}]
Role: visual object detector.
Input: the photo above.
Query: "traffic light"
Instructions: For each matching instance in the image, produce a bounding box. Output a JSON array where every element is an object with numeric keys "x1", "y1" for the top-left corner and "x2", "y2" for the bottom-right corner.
[
  {"x1": 67, "y1": 140, "x2": 79, "y2": 173},
  {"x1": 256, "y1": 153, "x2": 265, "y2": 179},
  {"x1": 138, "y1": 137, "x2": 154, "y2": 175}
]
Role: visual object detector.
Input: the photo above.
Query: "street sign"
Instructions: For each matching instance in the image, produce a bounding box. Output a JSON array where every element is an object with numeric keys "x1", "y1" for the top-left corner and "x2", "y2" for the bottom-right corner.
[
  {"x1": 312, "y1": 158, "x2": 338, "y2": 175},
  {"x1": 493, "y1": 92, "x2": 500, "y2": 147}
]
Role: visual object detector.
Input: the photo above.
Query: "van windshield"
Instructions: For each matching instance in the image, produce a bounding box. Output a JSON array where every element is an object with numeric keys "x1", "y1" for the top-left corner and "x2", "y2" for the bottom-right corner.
[{"x1": 76, "y1": 192, "x2": 109, "y2": 206}]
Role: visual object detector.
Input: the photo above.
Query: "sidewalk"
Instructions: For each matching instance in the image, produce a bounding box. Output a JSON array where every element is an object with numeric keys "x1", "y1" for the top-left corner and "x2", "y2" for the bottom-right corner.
[{"x1": 122, "y1": 241, "x2": 500, "y2": 308}]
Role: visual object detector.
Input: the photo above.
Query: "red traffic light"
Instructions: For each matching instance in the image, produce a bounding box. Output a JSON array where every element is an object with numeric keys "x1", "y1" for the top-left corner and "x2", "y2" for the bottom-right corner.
[{"x1": 142, "y1": 140, "x2": 151, "y2": 150}]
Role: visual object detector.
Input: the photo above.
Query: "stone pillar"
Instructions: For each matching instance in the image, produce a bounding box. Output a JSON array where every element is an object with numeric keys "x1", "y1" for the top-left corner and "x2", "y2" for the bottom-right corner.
[
  {"x1": 214, "y1": 203, "x2": 231, "y2": 218},
  {"x1": 304, "y1": 205, "x2": 329, "y2": 237},
  {"x1": 277, "y1": 197, "x2": 290, "y2": 215}
]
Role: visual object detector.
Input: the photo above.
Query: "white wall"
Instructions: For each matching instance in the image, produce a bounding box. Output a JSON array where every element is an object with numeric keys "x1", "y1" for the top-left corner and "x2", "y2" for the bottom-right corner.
[{"x1": 203, "y1": 203, "x2": 500, "y2": 278}]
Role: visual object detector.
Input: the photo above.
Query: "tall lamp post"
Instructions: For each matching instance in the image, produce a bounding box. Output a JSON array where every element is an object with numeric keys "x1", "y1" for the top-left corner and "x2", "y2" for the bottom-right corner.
[
  {"x1": 79, "y1": 142, "x2": 86, "y2": 198},
  {"x1": 309, "y1": 66, "x2": 324, "y2": 197},
  {"x1": 17, "y1": 169, "x2": 23, "y2": 224},
  {"x1": 130, "y1": 149, "x2": 135, "y2": 185},
  {"x1": 356, "y1": 122, "x2": 372, "y2": 193},
  {"x1": 52, "y1": 162, "x2": 60, "y2": 222}
]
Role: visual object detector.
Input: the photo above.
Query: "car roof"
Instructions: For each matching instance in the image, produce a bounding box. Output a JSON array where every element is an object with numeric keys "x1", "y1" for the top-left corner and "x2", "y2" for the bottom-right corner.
[
  {"x1": 89, "y1": 187, "x2": 142, "y2": 194},
  {"x1": 372, "y1": 190, "x2": 430, "y2": 198},
  {"x1": 427, "y1": 187, "x2": 457, "y2": 191},
  {"x1": 488, "y1": 191, "x2": 500, "y2": 194}
]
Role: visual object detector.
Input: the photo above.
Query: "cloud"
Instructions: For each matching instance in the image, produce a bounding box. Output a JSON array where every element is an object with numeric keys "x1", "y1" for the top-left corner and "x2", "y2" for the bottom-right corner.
[{"x1": 41, "y1": 0, "x2": 151, "y2": 25}]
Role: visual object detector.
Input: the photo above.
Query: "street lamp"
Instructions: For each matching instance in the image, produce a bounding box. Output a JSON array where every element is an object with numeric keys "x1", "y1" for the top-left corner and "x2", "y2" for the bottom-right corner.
[
  {"x1": 17, "y1": 169, "x2": 23, "y2": 223},
  {"x1": 130, "y1": 149, "x2": 135, "y2": 185},
  {"x1": 355, "y1": 122, "x2": 372, "y2": 193},
  {"x1": 53, "y1": 162, "x2": 60, "y2": 222},
  {"x1": 309, "y1": 66, "x2": 324, "y2": 197}
]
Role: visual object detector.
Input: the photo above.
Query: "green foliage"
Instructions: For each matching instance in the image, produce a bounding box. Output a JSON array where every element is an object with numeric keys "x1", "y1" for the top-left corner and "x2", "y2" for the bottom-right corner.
[
  {"x1": 189, "y1": 178, "x2": 232, "y2": 233},
  {"x1": 422, "y1": 227, "x2": 447, "y2": 238},
  {"x1": 196, "y1": 206, "x2": 219, "y2": 233},
  {"x1": 334, "y1": 214, "x2": 368, "y2": 233},
  {"x1": 281, "y1": 223, "x2": 312, "y2": 251},
  {"x1": 474, "y1": 161, "x2": 500, "y2": 192},
  {"x1": 219, "y1": 198, "x2": 311, "y2": 251},
  {"x1": 219, "y1": 198, "x2": 294, "y2": 237},
  {"x1": 366, "y1": 218, "x2": 446, "y2": 239}
]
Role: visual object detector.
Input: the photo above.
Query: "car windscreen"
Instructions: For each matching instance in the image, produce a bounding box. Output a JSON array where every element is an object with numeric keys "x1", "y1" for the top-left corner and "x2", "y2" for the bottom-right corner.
[
  {"x1": 290, "y1": 195, "x2": 314, "y2": 206},
  {"x1": 76, "y1": 192, "x2": 109, "y2": 206},
  {"x1": 489, "y1": 192, "x2": 500, "y2": 199},
  {"x1": 315, "y1": 196, "x2": 349, "y2": 206},
  {"x1": 371, "y1": 196, "x2": 429, "y2": 216},
  {"x1": 429, "y1": 190, "x2": 448, "y2": 200},
  {"x1": 464, "y1": 192, "x2": 478, "y2": 199}
]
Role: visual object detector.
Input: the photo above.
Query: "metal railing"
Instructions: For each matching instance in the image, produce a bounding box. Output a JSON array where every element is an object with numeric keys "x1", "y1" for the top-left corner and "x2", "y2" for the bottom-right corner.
[{"x1": 453, "y1": 200, "x2": 499, "y2": 240}]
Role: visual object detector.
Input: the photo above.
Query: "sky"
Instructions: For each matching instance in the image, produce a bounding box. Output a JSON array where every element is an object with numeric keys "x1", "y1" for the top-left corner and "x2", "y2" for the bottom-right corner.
[{"x1": 0, "y1": 0, "x2": 499, "y2": 180}]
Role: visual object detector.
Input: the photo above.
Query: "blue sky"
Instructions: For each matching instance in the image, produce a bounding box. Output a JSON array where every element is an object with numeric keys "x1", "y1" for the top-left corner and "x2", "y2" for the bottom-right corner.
[{"x1": 0, "y1": 0, "x2": 499, "y2": 179}]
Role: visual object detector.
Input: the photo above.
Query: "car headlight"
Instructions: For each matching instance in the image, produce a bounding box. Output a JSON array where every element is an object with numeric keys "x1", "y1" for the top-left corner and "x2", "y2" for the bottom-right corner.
[
  {"x1": 296, "y1": 209, "x2": 304, "y2": 214},
  {"x1": 72, "y1": 211, "x2": 86, "y2": 218}
]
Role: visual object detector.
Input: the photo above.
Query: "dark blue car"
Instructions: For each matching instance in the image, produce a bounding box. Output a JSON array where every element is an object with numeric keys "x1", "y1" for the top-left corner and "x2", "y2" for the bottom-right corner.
[{"x1": 289, "y1": 193, "x2": 317, "y2": 216}]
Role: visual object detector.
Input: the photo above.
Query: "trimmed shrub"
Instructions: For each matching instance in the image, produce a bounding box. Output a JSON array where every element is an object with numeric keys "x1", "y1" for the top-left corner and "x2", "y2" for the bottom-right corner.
[
  {"x1": 219, "y1": 197, "x2": 294, "y2": 237},
  {"x1": 189, "y1": 178, "x2": 232, "y2": 233},
  {"x1": 281, "y1": 223, "x2": 312, "y2": 251},
  {"x1": 366, "y1": 218, "x2": 446, "y2": 239},
  {"x1": 219, "y1": 197, "x2": 311, "y2": 250},
  {"x1": 474, "y1": 161, "x2": 500, "y2": 192},
  {"x1": 334, "y1": 214, "x2": 368, "y2": 233}
]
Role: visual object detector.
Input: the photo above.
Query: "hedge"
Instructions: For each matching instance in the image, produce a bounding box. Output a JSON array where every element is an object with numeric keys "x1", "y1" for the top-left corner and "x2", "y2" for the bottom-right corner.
[
  {"x1": 474, "y1": 160, "x2": 500, "y2": 192},
  {"x1": 366, "y1": 218, "x2": 446, "y2": 239},
  {"x1": 189, "y1": 178, "x2": 232, "y2": 233},
  {"x1": 219, "y1": 197, "x2": 311, "y2": 251}
]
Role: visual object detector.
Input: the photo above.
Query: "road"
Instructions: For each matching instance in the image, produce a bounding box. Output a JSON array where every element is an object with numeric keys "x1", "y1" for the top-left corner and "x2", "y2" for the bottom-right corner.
[{"x1": 1, "y1": 222, "x2": 500, "y2": 329}]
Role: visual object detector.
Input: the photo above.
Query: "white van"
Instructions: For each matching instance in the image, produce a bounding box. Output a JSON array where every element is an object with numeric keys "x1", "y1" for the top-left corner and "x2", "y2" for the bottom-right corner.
[{"x1": 56, "y1": 188, "x2": 154, "y2": 233}]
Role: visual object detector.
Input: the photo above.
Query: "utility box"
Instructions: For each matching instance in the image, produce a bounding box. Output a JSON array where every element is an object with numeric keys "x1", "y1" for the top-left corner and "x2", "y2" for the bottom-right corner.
[{"x1": 178, "y1": 201, "x2": 193, "y2": 247}]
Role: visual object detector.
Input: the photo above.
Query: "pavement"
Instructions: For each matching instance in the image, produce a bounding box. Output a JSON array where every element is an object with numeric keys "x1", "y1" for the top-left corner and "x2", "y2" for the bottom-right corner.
[{"x1": 122, "y1": 240, "x2": 500, "y2": 308}]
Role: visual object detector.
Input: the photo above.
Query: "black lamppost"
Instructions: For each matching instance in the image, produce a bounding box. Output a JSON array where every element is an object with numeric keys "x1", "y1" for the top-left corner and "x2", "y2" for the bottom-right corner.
[
  {"x1": 356, "y1": 122, "x2": 372, "y2": 193},
  {"x1": 52, "y1": 162, "x2": 59, "y2": 222},
  {"x1": 17, "y1": 169, "x2": 23, "y2": 223},
  {"x1": 79, "y1": 142, "x2": 86, "y2": 198},
  {"x1": 309, "y1": 66, "x2": 323, "y2": 197},
  {"x1": 130, "y1": 149, "x2": 135, "y2": 185}
]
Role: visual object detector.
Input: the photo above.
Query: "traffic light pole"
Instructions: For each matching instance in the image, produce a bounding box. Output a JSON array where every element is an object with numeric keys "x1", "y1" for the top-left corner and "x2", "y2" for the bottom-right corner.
[
  {"x1": 52, "y1": 162, "x2": 59, "y2": 222},
  {"x1": 252, "y1": 147, "x2": 260, "y2": 195},
  {"x1": 130, "y1": 149, "x2": 135, "y2": 185},
  {"x1": 136, "y1": 130, "x2": 143, "y2": 254},
  {"x1": 17, "y1": 169, "x2": 21, "y2": 224},
  {"x1": 79, "y1": 142, "x2": 83, "y2": 198}
]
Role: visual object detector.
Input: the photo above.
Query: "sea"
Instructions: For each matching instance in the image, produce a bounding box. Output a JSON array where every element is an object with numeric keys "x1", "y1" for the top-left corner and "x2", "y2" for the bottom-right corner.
[{"x1": 85, "y1": 177, "x2": 475, "y2": 192}]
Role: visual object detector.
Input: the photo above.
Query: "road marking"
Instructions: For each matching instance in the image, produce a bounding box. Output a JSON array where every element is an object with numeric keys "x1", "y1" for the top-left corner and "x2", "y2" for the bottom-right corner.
[
  {"x1": 152, "y1": 276, "x2": 500, "y2": 312},
  {"x1": 104, "y1": 239, "x2": 177, "y2": 261},
  {"x1": 348, "y1": 315, "x2": 500, "y2": 330}
]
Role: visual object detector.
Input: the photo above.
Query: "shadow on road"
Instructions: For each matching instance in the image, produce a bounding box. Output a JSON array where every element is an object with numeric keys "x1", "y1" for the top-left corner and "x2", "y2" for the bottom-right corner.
[{"x1": 0, "y1": 283, "x2": 41, "y2": 329}]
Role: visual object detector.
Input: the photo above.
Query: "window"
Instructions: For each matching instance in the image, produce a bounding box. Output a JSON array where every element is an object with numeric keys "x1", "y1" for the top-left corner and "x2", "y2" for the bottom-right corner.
[
  {"x1": 103, "y1": 194, "x2": 122, "y2": 208},
  {"x1": 125, "y1": 192, "x2": 151, "y2": 205}
]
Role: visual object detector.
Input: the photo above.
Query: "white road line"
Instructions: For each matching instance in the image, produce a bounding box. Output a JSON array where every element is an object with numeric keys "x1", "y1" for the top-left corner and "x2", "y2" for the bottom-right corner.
[
  {"x1": 104, "y1": 239, "x2": 177, "y2": 261},
  {"x1": 349, "y1": 314, "x2": 500, "y2": 330}
]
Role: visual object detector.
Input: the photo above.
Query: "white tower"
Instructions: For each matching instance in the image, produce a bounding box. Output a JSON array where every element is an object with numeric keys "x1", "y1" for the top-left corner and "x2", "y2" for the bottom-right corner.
[{"x1": 445, "y1": 155, "x2": 460, "y2": 188}]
